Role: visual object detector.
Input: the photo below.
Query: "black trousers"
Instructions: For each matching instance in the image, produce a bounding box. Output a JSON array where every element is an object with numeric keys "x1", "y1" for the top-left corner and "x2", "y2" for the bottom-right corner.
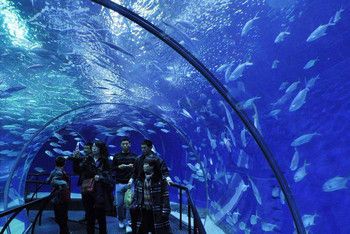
[
  {"x1": 85, "y1": 193, "x2": 107, "y2": 234},
  {"x1": 82, "y1": 192, "x2": 89, "y2": 219},
  {"x1": 54, "y1": 203, "x2": 69, "y2": 234},
  {"x1": 138, "y1": 208, "x2": 155, "y2": 234}
]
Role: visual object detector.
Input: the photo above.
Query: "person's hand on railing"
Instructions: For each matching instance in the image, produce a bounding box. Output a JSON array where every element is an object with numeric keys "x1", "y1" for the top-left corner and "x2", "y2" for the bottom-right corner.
[{"x1": 166, "y1": 176, "x2": 173, "y2": 185}]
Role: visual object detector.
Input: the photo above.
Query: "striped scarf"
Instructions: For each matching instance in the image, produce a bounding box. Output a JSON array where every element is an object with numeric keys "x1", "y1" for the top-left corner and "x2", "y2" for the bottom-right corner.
[{"x1": 143, "y1": 175, "x2": 152, "y2": 209}]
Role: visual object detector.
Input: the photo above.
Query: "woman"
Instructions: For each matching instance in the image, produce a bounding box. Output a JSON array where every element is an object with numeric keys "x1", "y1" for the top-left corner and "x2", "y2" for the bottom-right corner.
[
  {"x1": 130, "y1": 156, "x2": 172, "y2": 234},
  {"x1": 80, "y1": 141, "x2": 113, "y2": 234}
]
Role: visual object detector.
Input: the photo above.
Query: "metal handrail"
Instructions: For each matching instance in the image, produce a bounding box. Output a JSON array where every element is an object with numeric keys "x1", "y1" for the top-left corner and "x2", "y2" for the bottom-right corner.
[
  {"x1": 169, "y1": 182, "x2": 206, "y2": 234},
  {"x1": 0, "y1": 191, "x2": 55, "y2": 234}
]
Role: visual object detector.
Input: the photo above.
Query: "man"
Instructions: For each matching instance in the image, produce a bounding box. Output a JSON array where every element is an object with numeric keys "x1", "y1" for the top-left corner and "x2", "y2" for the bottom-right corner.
[
  {"x1": 112, "y1": 138, "x2": 137, "y2": 232},
  {"x1": 128, "y1": 139, "x2": 172, "y2": 186},
  {"x1": 130, "y1": 157, "x2": 172, "y2": 233},
  {"x1": 71, "y1": 142, "x2": 93, "y2": 223}
]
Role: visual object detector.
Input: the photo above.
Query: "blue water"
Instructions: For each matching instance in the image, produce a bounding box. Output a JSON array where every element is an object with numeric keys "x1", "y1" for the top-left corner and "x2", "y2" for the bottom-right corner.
[{"x1": 1, "y1": 0, "x2": 350, "y2": 233}]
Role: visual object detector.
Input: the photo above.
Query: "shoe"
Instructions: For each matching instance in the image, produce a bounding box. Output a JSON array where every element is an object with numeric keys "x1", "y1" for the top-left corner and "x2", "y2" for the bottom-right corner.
[
  {"x1": 118, "y1": 220, "x2": 125, "y2": 229},
  {"x1": 126, "y1": 225, "x2": 132, "y2": 233}
]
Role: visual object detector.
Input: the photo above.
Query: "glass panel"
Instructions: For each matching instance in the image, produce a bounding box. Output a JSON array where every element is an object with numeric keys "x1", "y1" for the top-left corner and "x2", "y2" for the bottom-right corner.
[{"x1": 1, "y1": 0, "x2": 349, "y2": 233}]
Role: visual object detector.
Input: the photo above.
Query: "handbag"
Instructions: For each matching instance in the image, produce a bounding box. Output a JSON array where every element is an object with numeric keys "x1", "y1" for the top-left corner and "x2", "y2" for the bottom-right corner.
[
  {"x1": 124, "y1": 188, "x2": 133, "y2": 208},
  {"x1": 82, "y1": 178, "x2": 95, "y2": 193}
]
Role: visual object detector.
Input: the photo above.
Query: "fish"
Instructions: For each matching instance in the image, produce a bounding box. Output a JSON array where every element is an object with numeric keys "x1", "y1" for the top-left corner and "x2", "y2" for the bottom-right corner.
[
  {"x1": 154, "y1": 121, "x2": 167, "y2": 128},
  {"x1": 1, "y1": 85, "x2": 26, "y2": 94},
  {"x1": 101, "y1": 41, "x2": 134, "y2": 58},
  {"x1": 0, "y1": 150, "x2": 18, "y2": 157},
  {"x1": 240, "y1": 128, "x2": 248, "y2": 147},
  {"x1": 224, "y1": 64, "x2": 233, "y2": 82},
  {"x1": 49, "y1": 142, "x2": 61, "y2": 148},
  {"x1": 181, "y1": 109, "x2": 193, "y2": 119},
  {"x1": 53, "y1": 132, "x2": 65, "y2": 142},
  {"x1": 225, "y1": 126, "x2": 237, "y2": 147},
  {"x1": 133, "y1": 121, "x2": 145, "y2": 126},
  {"x1": 271, "y1": 92, "x2": 293, "y2": 106},
  {"x1": 322, "y1": 176, "x2": 349, "y2": 192},
  {"x1": 248, "y1": 177, "x2": 262, "y2": 205},
  {"x1": 52, "y1": 148, "x2": 64, "y2": 155},
  {"x1": 45, "y1": 150, "x2": 54, "y2": 157},
  {"x1": 228, "y1": 61, "x2": 253, "y2": 81},
  {"x1": 302, "y1": 214, "x2": 318, "y2": 228},
  {"x1": 220, "y1": 101, "x2": 234, "y2": 130},
  {"x1": 279, "y1": 81, "x2": 289, "y2": 91},
  {"x1": 212, "y1": 180, "x2": 249, "y2": 222},
  {"x1": 252, "y1": 104, "x2": 262, "y2": 134},
  {"x1": 147, "y1": 129, "x2": 156, "y2": 134},
  {"x1": 27, "y1": 64, "x2": 44, "y2": 69},
  {"x1": 268, "y1": 109, "x2": 281, "y2": 120},
  {"x1": 289, "y1": 147, "x2": 299, "y2": 171},
  {"x1": 221, "y1": 135, "x2": 232, "y2": 152},
  {"x1": 237, "y1": 150, "x2": 249, "y2": 169},
  {"x1": 271, "y1": 60, "x2": 279, "y2": 69},
  {"x1": 160, "y1": 128, "x2": 170, "y2": 133},
  {"x1": 216, "y1": 63, "x2": 230, "y2": 73},
  {"x1": 241, "y1": 13, "x2": 259, "y2": 36},
  {"x1": 240, "y1": 97, "x2": 261, "y2": 110},
  {"x1": 303, "y1": 58, "x2": 319, "y2": 69},
  {"x1": 294, "y1": 160, "x2": 310, "y2": 182},
  {"x1": 306, "y1": 17, "x2": 335, "y2": 42},
  {"x1": 2, "y1": 124, "x2": 22, "y2": 131},
  {"x1": 306, "y1": 75, "x2": 320, "y2": 89},
  {"x1": 34, "y1": 167, "x2": 45, "y2": 173},
  {"x1": 261, "y1": 222, "x2": 278, "y2": 232},
  {"x1": 207, "y1": 128, "x2": 217, "y2": 150},
  {"x1": 291, "y1": 132, "x2": 320, "y2": 147},
  {"x1": 289, "y1": 87, "x2": 310, "y2": 112},
  {"x1": 285, "y1": 81, "x2": 300, "y2": 93},
  {"x1": 274, "y1": 31, "x2": 290, "y2": 43},
  {"x1": 271, "y1": 186, "x2": 279, "y2": 198},
  {"x1": 250, "y1": 211, "x2": 260, "y2": 225},
  {"x1": 333, "y1": 8, "x2": 344, "y2": 24}
]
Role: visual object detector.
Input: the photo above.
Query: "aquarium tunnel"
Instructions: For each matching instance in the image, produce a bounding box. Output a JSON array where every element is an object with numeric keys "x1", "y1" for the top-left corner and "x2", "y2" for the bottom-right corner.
[{"x1": 0, "y1": 0, "x2": 350, "y2": 233}]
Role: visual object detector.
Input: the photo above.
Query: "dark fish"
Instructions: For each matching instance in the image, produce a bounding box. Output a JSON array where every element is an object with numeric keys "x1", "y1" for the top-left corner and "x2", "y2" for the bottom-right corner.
[
  {"x1": 6, "y1": 85, "x2": 26, "y2": 93},
  {"x1": 102, "y1": 41, "x2": 134, "y2": 58}
]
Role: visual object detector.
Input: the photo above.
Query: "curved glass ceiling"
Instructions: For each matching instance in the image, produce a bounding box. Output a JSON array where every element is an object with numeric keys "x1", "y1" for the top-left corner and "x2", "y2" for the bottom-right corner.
[{"x1": 1, "y1": 0, "x2": 350, "y2": 233}]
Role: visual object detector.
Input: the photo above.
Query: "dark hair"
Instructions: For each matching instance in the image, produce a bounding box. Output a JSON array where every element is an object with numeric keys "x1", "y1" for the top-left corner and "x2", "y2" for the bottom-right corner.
[
  {"x1": 142, "y1": 139, "x2": 153, "y2": 148},
  {"x1": 55, "y1": 156, "x2": 66, "y2": 167},
  {"x1": 142, "y1": 156, "x2": 161, "y2": 180},
  {"x1": 94, "y1": 141, "x2": 109, "y2": 159},
  {"x1": 85, "y1": 142, "x2": 93, "y2": 148},
  {"x1": 120, "y1": 138, "x2": 130, "y2": 143},
  {"x1": 144, "y1": 157, "x2": 158, "y2": 168}
]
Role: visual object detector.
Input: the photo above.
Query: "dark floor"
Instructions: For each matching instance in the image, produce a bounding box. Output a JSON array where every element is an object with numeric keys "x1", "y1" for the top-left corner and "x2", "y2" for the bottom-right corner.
[{"x1": 27, "y1": 210, "x2": 188, "y2": 234}]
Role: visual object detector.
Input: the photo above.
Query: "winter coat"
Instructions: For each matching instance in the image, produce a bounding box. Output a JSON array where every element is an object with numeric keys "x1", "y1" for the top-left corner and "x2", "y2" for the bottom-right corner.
[
  {"x1": 80, "y1": 156, "x2": 114, "y2": 212},
  {"x1": 47, "y1": 167, "x2": 71, "y2": 204},
  {"x1": 131, "y1": 176, "x2": 172, "y2": 234}
]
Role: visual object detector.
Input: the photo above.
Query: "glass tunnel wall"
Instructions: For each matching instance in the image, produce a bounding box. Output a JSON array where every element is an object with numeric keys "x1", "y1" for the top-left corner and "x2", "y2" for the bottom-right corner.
[{"x1": 0, "y1": 0, "x2": 350, "y2": 233}]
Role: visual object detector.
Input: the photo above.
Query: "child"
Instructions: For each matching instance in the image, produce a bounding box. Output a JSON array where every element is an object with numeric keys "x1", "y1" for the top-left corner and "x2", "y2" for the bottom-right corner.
[{"x1": 47, "y1": 156, "x2": 71, "y2": 234}]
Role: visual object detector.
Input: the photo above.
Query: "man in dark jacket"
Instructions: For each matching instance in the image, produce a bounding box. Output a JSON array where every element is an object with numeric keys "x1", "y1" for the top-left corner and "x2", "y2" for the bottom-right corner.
[
  {"x1": 128, "y1": 140, "x2": 172, "y2": 186},
  {"x1": 131, "y1": 157, "x2": 172, "y2": 234},
  {"x1": 112, "y1": 138, "x2": 137, "y2": 232}
]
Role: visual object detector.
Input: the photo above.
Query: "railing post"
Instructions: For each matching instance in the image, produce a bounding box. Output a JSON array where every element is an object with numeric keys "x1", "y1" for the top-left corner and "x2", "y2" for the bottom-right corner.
[
  {"x1": 179, "y1": 188, "x2": 183, "y2": 230},
  {"x1": 188, "y1": 198, "x2": 191, "y2": 234}
]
